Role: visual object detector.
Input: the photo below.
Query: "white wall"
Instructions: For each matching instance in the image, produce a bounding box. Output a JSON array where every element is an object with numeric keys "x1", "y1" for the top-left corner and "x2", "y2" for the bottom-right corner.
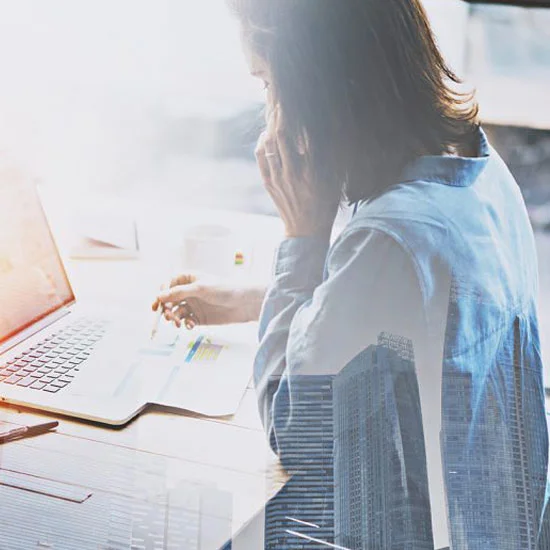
[{"x1": 0, "y1": 1, "x2": 262, "y2": 194}]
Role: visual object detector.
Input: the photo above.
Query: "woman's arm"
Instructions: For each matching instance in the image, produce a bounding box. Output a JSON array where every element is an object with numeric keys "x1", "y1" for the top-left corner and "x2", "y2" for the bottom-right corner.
[
  {"x1": 255, "y1": 227, "x2": 425, "y2": 470},
  {"x1": 254, "y1": 235, "x2": 329, "y2": 441}
]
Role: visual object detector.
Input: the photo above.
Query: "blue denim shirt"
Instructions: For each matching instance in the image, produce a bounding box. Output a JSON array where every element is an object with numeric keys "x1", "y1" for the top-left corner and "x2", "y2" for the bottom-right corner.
[{"x1": 254, "y1": 128, "x2": 549, "y2": 549}]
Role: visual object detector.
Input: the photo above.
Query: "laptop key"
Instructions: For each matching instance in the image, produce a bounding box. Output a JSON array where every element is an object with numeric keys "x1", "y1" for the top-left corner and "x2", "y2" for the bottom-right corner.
[
  {"x1": 5, "y1": 365, "x2": 21, "y2": 374},
  {"x1": 54, "y1": 367, "x2": 70, "y2": 375},
  {"x1": 5, "y1": 375, "x2": 23, "y2": 385},
  {"x1": 21, "y1": 366, "x2": 38, "y2": 373},
  {"x1": 5, "y1": 365, "x2": 21, "y2": 373},
  {"x1": 42, "y1": 344, "x2": 56, "y2": 350},
  {"x1": 3, "y1": 319, "x2": 105, "y2": 390}
]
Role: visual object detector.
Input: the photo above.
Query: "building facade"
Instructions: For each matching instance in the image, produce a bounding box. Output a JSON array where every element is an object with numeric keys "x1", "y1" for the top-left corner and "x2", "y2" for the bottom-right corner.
[{"x1": 333, "y1": 333, "x2": 433, "y2": 549}]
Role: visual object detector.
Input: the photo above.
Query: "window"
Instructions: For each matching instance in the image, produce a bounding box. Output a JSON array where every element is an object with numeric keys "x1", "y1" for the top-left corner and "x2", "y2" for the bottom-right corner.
[{"x1": 0, "y1": 1, "x2": 267, "y2": 212}]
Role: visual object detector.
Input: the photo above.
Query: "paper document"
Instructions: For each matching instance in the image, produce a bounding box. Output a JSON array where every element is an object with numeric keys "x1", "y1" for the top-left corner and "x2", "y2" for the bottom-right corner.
[
  {"x1": 70, "y1": 213, "x2": 139, "y2": 260},
  {"x1": 131, "y1": 323, "x2": 258, "y2": 417}
]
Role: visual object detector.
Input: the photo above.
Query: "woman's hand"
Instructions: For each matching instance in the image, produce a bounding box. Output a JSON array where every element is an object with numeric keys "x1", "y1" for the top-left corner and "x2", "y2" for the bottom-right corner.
[
  {"x1": 255, "y1": 105, "x2": 337, "y2": 238},
  {"x1": 152, "y1": 274, "x2": 266, "y2": 328}
]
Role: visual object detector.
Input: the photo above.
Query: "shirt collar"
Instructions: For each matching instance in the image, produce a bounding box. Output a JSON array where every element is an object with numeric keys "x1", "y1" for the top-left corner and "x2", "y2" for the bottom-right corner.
[{"x1": 399, "y1": 126, "x2": 490, "y2": 188}]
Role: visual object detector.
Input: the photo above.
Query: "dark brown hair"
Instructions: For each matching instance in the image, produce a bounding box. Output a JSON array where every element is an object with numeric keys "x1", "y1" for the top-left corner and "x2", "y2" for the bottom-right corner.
[{"x1": 229, "y1": 0, "x2": 479, "y2": 204}]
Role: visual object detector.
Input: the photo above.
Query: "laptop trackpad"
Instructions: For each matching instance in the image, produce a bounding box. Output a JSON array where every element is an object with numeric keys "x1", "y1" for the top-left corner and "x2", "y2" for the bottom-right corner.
[
  {"x1": 69, "y1": 324, "x2": 182, "y2": 399},
  {"x1": 67, "y1": 328, "x2": 143, "y2": 397}
]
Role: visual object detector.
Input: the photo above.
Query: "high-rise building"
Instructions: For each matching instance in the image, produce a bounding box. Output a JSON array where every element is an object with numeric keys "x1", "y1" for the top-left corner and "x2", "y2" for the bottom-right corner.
[
  {"x1": 441, "y1": 324, "x2": 549, "y2": 549},
  {"x1": 333, "y1": 333, "x2": 433, "y2": 549},
  {"x1": 263, "y1": 374, "x2": 336, "y2": 549}
]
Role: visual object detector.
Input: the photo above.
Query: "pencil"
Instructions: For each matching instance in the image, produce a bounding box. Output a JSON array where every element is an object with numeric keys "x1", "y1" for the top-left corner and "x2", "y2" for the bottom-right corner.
[{"x1": 151, "y1": 307, "x2": 165, "y2": 340}]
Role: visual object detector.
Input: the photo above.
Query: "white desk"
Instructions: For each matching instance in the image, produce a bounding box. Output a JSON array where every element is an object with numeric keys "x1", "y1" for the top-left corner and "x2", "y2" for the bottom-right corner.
[{"x1": 0, "y1": 195, "x2": 287, "y2": 547}]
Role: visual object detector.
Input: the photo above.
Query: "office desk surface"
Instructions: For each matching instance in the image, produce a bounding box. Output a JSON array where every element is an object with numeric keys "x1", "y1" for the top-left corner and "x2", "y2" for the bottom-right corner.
[
  {"x1": 0, "y1": 202, "x2": 287, "y2": 547},
  {"x1": 2, "y1": 192, "x2": 549, "y2": 548}
]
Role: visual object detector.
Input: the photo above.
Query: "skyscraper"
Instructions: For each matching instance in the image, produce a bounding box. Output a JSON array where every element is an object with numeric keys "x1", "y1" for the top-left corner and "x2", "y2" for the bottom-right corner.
[
  {"x1": 441, "y1": 318, "x2": 549, "y2": 549},
  {"x1": 263, "y1": 374, "x2": 336, "y2": 549},
  {"x1": 333, "y1": 333, "x2": 433, "y2": 549}
]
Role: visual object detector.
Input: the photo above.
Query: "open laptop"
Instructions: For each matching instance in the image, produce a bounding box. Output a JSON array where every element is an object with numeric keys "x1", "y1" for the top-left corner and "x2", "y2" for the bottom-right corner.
[{"x1": 0, "y1": 168, "x2": 256, "y2": 426}]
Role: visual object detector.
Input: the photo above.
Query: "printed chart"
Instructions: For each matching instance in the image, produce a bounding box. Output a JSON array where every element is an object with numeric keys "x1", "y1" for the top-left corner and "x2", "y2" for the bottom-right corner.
[{"x1": 184, "y1": 336, "x2": 225, "y2": 363}]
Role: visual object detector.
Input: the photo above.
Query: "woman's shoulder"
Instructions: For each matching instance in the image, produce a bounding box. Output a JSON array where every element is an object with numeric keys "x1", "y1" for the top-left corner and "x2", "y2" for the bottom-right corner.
[
  {"x1": 328, "y1": 220, "x2": 424, "y2": 294},
  {"x1": 333, "y1": 185, "x2": 454, "y2": 304},
  {"x1": 353, "y1": 183, "x2": 451, "y2": 233},
  {"x1": 342, "y1": 183, "x2": 451, "y2": 261}
]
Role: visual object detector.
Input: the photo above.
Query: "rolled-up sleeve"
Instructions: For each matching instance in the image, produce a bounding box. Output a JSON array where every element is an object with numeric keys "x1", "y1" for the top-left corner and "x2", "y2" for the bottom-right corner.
[{"x1": 254, "y1": 227, "x2": 425, "y2": 466}]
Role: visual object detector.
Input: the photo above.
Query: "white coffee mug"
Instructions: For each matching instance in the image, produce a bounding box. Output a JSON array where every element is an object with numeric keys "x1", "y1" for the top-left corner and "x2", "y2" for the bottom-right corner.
[{"x1": 180, "y1": 224, "x2": 236, "y2": 277}]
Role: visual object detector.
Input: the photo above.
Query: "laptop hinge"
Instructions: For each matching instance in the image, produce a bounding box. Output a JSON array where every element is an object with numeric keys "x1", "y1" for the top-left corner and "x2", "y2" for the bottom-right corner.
[{"x1": 0, "y1": 306, "x2": 73, "y2": 357}]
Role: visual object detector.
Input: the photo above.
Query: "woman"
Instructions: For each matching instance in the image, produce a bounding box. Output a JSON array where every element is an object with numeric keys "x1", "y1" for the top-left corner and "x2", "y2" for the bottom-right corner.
[{"x1": 154, "y1": 1, "x2": 549, "y2": 548}]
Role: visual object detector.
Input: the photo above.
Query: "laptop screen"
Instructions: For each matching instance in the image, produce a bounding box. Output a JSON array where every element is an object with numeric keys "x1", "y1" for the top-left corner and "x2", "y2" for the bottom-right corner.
[{"x1": 0, "y1": 166, "x2": 75, "y2": 345}]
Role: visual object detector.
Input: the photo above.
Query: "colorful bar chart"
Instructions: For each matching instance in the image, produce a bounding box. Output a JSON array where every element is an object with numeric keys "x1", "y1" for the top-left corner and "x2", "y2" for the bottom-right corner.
[{"x1": 185, "y1": 336, "x2": 225, "y2": 363}]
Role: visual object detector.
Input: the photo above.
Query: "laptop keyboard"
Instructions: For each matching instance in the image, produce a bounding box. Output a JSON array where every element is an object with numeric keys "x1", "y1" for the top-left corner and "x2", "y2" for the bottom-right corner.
[{"x1": 0, "y1": 318, "x2": 106, "y2": 394}]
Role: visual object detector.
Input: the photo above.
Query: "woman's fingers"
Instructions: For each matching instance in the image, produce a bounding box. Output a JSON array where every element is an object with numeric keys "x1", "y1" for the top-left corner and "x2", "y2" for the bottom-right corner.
[
  {"x1": 157, "y1": 287, "x2": 205, "y2": 328},
  {"x1": 273, "y1": 107, "x2": 301, "y2": 179},
  {"x1": 255, "y1": 133, "x2": 272, "y2": 187},
  {"x1": 184, "y1": 318, "x2": 197, "y2": 330},
  {"x1": 274, "y1": 109, "x2": 291, "y2": 170},
  {"x1": 169, "y1": 273, "x2": 197, "y2": 289},
  {"x1": 153, "y1": 275, "x2": 197, "y2": 311},
  {"x1": 265, "y1": 106, "x2": 283, "y2": 170},
  {"x1": 172, "y1": 302, "x2": 199, "y2": 330},
  {"x1": 163, "y1": 302, "x2": 174, "y2": 321},
  {"x1": 157, "y1": 283, "x2": 202, "y2": 306},
  {"x1": 256, "y1": 126, "x2": 282, "y2": 190},
  {"x1": 264, "y1": 141, "x2": 282, "y2": 179}
]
